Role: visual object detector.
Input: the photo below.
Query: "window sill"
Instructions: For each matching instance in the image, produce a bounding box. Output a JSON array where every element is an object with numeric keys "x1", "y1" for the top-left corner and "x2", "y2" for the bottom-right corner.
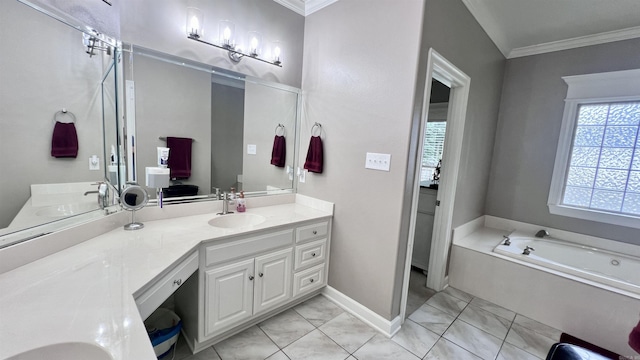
[{"x1": 548, "y1": 204, "x2": 640, "y2": 230}]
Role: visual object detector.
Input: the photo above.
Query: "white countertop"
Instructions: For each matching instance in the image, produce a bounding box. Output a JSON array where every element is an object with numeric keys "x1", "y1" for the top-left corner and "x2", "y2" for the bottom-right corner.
[{"x1": 0, "y1": 195, "x2": 333, "y2": 360}]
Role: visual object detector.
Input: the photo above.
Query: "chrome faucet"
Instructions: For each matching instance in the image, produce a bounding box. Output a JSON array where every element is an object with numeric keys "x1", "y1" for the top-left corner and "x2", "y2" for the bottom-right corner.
[
  {"x1": 535, "y1": 229, "x2": 550, "y2": 238},
  {"x1": 216, "y1": 191, "x2": 234, "y2": 215},
  {"x1": 502, "y1": 235, "x2": 511, "y2": 246},
  {"x1": 523, "y1": 246, "x2": 535, "y2": 255},
  {"x1": 85, "y1": 183, "x2": 109, "y2": 209}
]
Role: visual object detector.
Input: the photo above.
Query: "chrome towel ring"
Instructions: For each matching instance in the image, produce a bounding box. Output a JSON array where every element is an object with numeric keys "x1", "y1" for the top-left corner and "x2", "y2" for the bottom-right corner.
[
  {"x1": 311, "y1": 122, "x2": 322, "y2": 136},
  {"x1": 53, "y1": 108, "x2": 76, "y2": 123},
  {"x1": 275, "y1": 123, "x2": 285, "y2": 136}
]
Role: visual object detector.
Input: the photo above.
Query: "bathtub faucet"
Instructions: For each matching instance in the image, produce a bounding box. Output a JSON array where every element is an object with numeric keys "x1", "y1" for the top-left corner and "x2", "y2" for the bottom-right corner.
[
  {"x1": 522, "y1": 246, "x2": 535, "y2": 255},
  {"x1": 535, "y1": 229, "x2": 550, "y2": 238}
]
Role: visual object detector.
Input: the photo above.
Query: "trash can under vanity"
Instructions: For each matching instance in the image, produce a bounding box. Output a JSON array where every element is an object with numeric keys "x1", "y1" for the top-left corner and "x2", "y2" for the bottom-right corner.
[{"x1": 144, "y1": 308, "x2": 182, "y2": 360}]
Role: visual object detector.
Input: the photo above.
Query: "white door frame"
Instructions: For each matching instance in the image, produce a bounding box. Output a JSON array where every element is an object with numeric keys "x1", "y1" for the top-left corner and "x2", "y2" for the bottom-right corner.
[{"x1": 399, "y1": 48, "x2": 470, "y2": 320}]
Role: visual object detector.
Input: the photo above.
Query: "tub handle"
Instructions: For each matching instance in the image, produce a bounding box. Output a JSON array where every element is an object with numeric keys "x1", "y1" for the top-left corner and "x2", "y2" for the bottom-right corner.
[
  {"x1": 502, "y1": 235, "x2": 511, "y2": 246},
  {"x1": 523, "y1": 246, "x2": 535, "y2": 255}
]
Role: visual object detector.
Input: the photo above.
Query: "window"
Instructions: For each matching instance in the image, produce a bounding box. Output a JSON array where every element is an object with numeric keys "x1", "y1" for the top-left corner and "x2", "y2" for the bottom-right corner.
[
  {"x1": 420, "y1": 122, "x2": 447, "y2": 182},
  {"x1": 548, "y1": 69, "x2": 640, "y2": 228}
]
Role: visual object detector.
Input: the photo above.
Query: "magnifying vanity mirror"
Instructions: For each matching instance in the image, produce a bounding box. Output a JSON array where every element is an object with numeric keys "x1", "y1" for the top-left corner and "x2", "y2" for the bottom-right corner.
[{"x1": 121, "y1": 185, "x2": 149, "y2": 230}]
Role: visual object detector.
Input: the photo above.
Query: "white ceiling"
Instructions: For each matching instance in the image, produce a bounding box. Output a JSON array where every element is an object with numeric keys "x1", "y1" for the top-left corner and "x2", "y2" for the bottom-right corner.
[
  {"x1": 461, "y1": 0, "x2": 640, "y2": 58},
  {"x1": 274, "y1": 0, "x2": 640, "y2": 59}
]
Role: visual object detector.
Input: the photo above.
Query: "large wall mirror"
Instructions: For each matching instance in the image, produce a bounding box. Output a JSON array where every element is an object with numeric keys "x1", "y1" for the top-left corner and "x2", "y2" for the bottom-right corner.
[
  {"x1": 124, "y1": 46, "x2": 300, "y2": 201},
  {"x1": 0, "y1": 0, "x2": 121, "y2": 248}
]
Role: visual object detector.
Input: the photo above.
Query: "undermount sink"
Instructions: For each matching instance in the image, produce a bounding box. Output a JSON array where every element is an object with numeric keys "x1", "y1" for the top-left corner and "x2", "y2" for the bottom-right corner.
[
  {"x1": 35, "y1": 203, "x2": 99, "y2": 217},
  {"x1": 7, "y1": 342, "x2": 112, "y2": 360},
  {"x1": 208, "y1": 213, "x2": 266, "y2": 228}
]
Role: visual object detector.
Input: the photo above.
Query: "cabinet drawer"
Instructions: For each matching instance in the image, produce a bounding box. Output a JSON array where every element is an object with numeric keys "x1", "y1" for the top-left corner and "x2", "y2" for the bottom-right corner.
[
  {"x1": 205, "y1": 229, "x2": 293, "y2": 267},
  {"x1": 296, "y1": 221, "x2": 328, "y2": 243},
  {"x1": 293, "y1": 264, "x2": 325, "y2": 298},
  {"x1": 136, "y1": 251, "x2": 198, "y2": 320},
  {"x1": 294, "y1": 238, "x2": 327, "y2": 271}
]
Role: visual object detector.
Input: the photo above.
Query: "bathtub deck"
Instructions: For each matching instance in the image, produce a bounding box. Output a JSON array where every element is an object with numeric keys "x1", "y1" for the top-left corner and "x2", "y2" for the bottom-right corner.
[{"x1": 449, "y1": 224, "x2": 640, "y2": 357}]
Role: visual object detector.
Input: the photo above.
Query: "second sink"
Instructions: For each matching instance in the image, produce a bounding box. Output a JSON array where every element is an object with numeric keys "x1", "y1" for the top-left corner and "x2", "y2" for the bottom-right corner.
[{"x1": 208, "y1": 213, "x2": 266, "y2": 228}]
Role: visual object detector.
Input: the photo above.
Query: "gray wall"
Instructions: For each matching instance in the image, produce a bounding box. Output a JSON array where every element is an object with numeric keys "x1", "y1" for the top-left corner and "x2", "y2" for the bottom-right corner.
[
  {"x1": 0, "y1": 0, "x2": 107, "y2": 228},
  {"x1": 120, "y1": 0, "x2": 305, "y2": 88},
  {"x1": 298, "y1": 0, "x2": 505, "y2": 320},
  {"x1": 486, "y1": 38, "x2": 640, "y2": 244},
  {"x1": 298, "y1": 0, "x2": 425, "y2": 319},
  {"x1": 131, "y1": 55, "x2": 212, "y2": 195}
]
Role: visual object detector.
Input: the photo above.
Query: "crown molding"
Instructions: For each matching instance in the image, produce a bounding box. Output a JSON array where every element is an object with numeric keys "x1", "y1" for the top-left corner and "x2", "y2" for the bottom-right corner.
[
  {"x1": 508, "y1": 25, "x2": 640, "y2": 58},
  {"x1": 304, "y1": 0, "x2": 338, "y2": 16},
  {"x1": 272, "y1": 0, "x2": 337, "y2": 16},
  {"x1": 272, "y1": 0, "x2": 305, "y2": 16},
  {"x1": 460, "y1": 0, "x2": 510, "y2": 58}
]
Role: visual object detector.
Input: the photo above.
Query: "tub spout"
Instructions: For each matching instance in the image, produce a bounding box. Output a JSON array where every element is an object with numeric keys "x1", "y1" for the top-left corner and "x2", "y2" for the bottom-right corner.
[{"x1": 535, "y1": 229, "x2": 550, "y2": 238}]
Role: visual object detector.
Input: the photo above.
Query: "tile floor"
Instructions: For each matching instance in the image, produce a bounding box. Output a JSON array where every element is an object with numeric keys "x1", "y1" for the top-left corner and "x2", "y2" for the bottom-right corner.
[{"x1": 172, "y1": 273, "x2": 560, "y2": 360}]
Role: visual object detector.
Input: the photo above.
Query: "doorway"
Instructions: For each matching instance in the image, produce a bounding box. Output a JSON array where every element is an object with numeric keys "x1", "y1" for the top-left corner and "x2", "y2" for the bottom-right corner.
[
  {"x1": 405, "y1": 79, "x2": 450, "y2": 316},
  {"x1": 399, "y1": 49, "x2": 470, "y2": 321}
]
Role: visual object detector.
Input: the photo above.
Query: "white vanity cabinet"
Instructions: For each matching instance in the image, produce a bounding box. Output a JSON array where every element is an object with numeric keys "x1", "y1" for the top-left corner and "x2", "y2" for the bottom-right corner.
[
  {"x1": 176, "y1": 219, "x2": 331, "y2": 353},
  {"x1": 204, "y1": 247, "x2": 293, "y2": 336},
  {"x1": 412, "y1": 188, "x2": 437, "y2": 272}
]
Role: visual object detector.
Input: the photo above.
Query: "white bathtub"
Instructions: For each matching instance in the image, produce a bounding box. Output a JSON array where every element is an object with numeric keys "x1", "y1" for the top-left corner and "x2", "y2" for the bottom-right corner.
[{"x1": 494, "y1": 231, "x2": 640, "y2": 295}]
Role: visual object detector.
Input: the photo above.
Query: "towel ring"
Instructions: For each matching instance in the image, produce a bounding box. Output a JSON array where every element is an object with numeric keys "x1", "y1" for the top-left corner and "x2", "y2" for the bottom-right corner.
[
  {"x1": 311, "y1": 122, "x2": 322, "y2": 137},
  {"x1": 53, "y1": 109, "x2": 76, "y2": 124},
  {"x1": 275, "y1": 123, "x2": 285, "y2": 136}
]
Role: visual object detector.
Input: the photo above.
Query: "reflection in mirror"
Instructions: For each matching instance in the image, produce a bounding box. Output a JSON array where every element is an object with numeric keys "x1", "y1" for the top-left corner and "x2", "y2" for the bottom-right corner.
[
  {"x1": 124, "y1": 46, "x2": 300, "y2": 203},
  {"x1": 0, "y1": 0, "x2": 121, "y2": 248},
  {"x1": 102, "y1": 61, "x2": 125, "y2": 195},
  {"x1": 121, "y1": 185, "x2": 148, "y2": 230}
]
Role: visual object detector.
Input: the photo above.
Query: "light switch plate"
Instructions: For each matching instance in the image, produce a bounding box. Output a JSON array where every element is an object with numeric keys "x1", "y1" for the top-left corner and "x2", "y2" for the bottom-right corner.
[
  {"x1": 365, "y1": 152, "x2": 391, "y2": 171},
  {"x1": 297, "y1": 167, "x2": 306, "y2": 183},
  {"x1": 89, "y1": 155, "x2": 100, "y2": 170},
  {"x1": 247, "y1": 144, "x2": 257, "y2": 155}
]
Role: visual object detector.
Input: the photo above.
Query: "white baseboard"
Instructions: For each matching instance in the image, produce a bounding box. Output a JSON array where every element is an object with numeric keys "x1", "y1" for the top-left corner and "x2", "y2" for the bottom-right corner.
[{"x1": 321, "y1": 286, "x2": 402, "y2": 337}]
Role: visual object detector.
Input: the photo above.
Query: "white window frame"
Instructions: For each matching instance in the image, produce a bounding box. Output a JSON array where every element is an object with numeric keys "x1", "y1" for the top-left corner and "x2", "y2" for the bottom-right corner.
[{"x1": 548, "y1": 68, "x2": 640, "y2": 229}]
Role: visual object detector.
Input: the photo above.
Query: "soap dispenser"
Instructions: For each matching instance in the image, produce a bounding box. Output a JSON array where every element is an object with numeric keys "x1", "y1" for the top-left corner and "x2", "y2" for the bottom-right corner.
[{"x1": 236, "y1": 191, "x2": 246, "y2": 212}]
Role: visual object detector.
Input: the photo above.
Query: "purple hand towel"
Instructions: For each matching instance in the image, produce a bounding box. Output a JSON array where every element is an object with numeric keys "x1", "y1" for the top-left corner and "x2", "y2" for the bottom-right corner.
[
  {"x1": 51, "y1": 121, "x2": 78, "y2": 158},
  {"x1": 303, "y1": 136, "x2": 323, "y2": 173},
  {"x1": 630, "y1": 321, "x2": 640, "y2": 353},
  {"x1": 167, "y1": 137, "x2": 193, "y2": 179},
  {"x1": 270, "y1": 135, "x2": 286, "y2": 167}
]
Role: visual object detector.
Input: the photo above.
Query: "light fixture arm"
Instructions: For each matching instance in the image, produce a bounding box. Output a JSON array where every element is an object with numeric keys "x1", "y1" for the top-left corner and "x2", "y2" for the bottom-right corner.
[{"x1": 187, "y1": 35, "x2": 282, "y2": 67}]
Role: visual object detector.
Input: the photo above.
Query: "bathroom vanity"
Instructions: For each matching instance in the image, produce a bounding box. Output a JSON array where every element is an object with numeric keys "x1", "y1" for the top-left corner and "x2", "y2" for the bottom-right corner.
[
  {"x1": 174, "y1": 219, "x2": 330, "y2": 352},
  {"x1": 0, "y1": 194, "x2": 332, "y2": 360}
]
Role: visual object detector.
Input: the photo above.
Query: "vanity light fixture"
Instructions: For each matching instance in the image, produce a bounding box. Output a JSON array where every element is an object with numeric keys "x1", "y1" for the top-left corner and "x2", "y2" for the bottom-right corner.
[
  {"x1": 82, "y1": 29, "x2": 112, "y2": 57},
  {"x1": 247, "y1": 31, "x2": 262, "y2": 57},
  {"x1": 185, "y1": 9, "x2": 282, "y2": 67},
  {"x1": 186, "y1": 7, "x2": 204, "y2": 38}
]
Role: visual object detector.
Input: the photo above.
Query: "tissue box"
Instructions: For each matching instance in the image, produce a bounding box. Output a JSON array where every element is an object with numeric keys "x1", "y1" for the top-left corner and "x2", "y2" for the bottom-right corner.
[{"x1": 146, "y1": 167, "x2": 170, "y2": 188}]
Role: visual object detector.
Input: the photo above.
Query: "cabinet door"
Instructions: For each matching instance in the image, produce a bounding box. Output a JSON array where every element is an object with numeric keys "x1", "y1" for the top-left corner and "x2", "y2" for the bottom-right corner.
[
  {"x1": 254, "y1": 248, "x2": 293, "y2": 315},
  {"x1": 412, "y1": 212, "x2": 434, "y2": 271},
  {"x1": 204, "y1": 259, "x2": 254, "y2": 337}
]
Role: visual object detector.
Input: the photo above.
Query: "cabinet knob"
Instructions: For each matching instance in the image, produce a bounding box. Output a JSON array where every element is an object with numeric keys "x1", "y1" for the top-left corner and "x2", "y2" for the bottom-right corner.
[
  {"x1": 311, "y1": 253, "x2": 316, "y2": 257},
  {"x1": 310, "y1": 278, "x2": 314, "y2": 283},
  {"x1": 173, "y1": 279, "x2": 182, "y2": 286},
  {"x1": 312, "y1": 230, "x2": 318, "y2": 235},
  {"x1": 249, "y1": 275, "x2": 254, "y2": 281},
  {"x1": 259, "y1": 272, "x2": 264, "y2": 277}
]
